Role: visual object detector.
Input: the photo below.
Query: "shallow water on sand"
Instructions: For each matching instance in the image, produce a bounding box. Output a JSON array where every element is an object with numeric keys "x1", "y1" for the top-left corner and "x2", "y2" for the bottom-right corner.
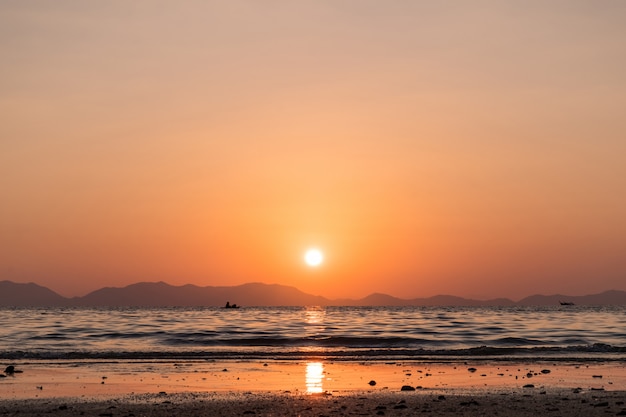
[{"x1": 0, "y1": 306, "x2": 624, "y2": 360}]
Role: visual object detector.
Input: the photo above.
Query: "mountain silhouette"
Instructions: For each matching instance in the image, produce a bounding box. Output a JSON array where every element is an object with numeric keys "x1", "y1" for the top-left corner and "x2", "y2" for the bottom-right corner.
[
  {"x1": 0, "y1": 280, "x2": 69, "y2": 306},
  {"x1": 74, "y1": 282, "x2": 328, "y2": 307},
  {"x1": 517, "y1": 290, "x2": 626, "y2": 306},
  {"x1": 1, "y1": 280, "x2": 625, "y2": 307}
]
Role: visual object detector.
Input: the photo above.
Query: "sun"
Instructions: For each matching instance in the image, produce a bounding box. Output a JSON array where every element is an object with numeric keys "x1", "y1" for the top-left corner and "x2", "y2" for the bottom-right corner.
[{"x1": 304, "y1": 248, "x2": 324, "y2": 267}]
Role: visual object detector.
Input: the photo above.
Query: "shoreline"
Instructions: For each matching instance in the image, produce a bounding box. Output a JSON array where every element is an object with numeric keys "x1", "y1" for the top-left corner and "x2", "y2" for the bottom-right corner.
[
  {"x1": 2, "y1": 359, "x2": 625, "y2": 396},
  {"x1": 2, "y1": 359, "x2": 625, "y2": 416}
]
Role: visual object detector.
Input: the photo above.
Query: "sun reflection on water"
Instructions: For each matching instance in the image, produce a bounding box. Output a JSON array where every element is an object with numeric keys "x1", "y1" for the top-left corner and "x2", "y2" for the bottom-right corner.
[
  {"x1": 305, "y1": 306, "x2": 325, "y2": 325},
  {"x1": 305, "y1": 362, "x2": 325, "y2": 393}
]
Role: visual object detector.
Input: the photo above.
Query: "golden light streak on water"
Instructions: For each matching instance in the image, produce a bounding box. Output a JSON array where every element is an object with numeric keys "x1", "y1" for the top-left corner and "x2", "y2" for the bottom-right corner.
[{"x1": 305, "y1": 362, "x2": 325, "y2": 393}]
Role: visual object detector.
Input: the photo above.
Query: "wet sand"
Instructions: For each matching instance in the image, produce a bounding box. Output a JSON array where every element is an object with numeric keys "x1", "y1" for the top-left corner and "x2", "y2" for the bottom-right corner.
[{"x1": 1, "y1": 360, "x2": 625, "y2": 415}]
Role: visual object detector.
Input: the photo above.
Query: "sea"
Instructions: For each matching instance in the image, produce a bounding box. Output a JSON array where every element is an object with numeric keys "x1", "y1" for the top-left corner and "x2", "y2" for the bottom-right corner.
[{"x1": 1, "y1": 306, "x2": 625, "y2": 362}]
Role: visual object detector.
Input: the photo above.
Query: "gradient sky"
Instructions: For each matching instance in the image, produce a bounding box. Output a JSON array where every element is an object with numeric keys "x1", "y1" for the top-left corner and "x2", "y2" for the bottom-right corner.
[{"x1": 2, "y1": 1, "x2": 625, "y2": 300}]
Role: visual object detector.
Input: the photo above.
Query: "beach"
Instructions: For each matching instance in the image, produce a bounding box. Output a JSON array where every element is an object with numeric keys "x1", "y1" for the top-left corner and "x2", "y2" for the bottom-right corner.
[
  {"x1": 2, "y1": 389, "x2": 626, "y2": 417},
  {"x1": 2, "y1": 360, "x2": 625, "y2": 416}
]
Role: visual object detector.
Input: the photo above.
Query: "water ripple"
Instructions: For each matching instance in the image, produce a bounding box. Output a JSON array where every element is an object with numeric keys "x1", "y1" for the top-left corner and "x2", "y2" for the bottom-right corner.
[{"x1": 1, "y1": 306, "x2": 625, "y2": 359}]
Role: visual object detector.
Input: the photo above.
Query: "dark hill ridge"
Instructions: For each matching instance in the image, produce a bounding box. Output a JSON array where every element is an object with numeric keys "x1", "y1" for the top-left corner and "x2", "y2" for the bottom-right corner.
[
  {"x1": 0, "y1": 280, "x2": 69, "y2": 307},
  {"x1": 516, "y1": 290, "x2": 626, "y2": 306},
  {"x1": 74, "y1": 282, "x2": 328, "y2": 307},
  {"x1": 1, "y1": 280, "x2": 625, "y2": 307}
]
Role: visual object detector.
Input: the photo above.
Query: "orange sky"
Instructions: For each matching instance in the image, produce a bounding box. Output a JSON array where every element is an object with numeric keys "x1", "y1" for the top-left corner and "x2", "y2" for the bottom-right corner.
[{"x1": 1, "y1": 1, "x2": 625, "y2": 300}]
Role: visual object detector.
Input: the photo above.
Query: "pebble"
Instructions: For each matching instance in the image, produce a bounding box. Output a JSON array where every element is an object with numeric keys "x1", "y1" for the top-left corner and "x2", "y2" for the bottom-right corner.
[
  {"x1": 400, "y1": 385, "x2": 415, "y2": 391},
  {"x1": 368, "y1": 380, "x2": 377, "y2": 386}
]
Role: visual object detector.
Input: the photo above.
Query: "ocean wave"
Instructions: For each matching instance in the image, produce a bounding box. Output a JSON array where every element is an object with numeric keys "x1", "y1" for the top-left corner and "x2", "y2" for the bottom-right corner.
[
  {"x1": 2, "y1": 306, "x2": 625, "y2": 362},
  {"x1": 1, "y1": 344, "x2": 625, "y2": 361}
]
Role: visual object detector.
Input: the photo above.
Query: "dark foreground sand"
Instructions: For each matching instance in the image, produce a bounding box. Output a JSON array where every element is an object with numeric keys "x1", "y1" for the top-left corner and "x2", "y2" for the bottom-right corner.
[{"x1": 1, "y1": 389, "x2": 626, "y2": 416}]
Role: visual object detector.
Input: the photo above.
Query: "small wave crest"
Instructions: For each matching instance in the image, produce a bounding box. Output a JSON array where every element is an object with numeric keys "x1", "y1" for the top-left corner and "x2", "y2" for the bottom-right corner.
[{"x1": 2, "y1": 343, "x2": 625, "y2": 361}]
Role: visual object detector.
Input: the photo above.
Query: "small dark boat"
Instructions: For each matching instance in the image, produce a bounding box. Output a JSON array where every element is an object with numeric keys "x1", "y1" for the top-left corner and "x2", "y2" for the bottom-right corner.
[
  {"x1": 223, "y1": 301, "x2": 240, "y2": 309},
  {"x1": 559, "y1": 301, "x2": 575, "y2": 306}
]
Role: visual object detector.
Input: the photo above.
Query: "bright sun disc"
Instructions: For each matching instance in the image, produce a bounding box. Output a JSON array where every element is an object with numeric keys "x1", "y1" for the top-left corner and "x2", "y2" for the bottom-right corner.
[{"x1": 304, "y1": 249, "x2": 324, "y2": 267}]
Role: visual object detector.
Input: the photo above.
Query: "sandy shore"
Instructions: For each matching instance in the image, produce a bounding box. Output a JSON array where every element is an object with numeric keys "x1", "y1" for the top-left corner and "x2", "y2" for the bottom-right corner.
[
  {"x1": 1, "y1": 389, "x2": 626, "y2": 416},
  {"x1": 1, "y1": 360, "x2": 625, "y2": 416}
]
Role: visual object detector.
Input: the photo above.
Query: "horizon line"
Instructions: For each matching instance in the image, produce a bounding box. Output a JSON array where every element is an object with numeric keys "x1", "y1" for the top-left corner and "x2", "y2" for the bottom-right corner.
[{"x1": 3, "y1": 279, "x2": 624, "y2": 304}]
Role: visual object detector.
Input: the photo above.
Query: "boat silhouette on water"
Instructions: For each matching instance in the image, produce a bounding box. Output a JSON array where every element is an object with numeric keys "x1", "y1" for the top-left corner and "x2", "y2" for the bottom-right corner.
[{"x1": 223, "y1": 301, "x2": 240, "y2": 309}]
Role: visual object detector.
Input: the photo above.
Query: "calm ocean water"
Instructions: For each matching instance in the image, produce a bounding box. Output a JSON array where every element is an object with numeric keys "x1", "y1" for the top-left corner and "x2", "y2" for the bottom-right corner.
[{"x1": 1, "y1": 306, "x2": 625, "y2": 361}]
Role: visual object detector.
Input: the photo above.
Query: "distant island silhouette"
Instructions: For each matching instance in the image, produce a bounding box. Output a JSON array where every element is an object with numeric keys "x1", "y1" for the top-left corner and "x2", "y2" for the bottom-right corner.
[{"x1": 1, "y1": 280, "x2": 626, "y2": 307}]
